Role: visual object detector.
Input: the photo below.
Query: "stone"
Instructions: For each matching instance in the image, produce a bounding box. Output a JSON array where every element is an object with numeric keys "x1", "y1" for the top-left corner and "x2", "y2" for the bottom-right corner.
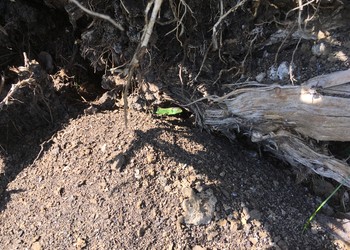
[
  {"x1": 192, "y1": 246, "x2": 206, "y2": 250},
  {"x1": 268, "y1": 61, "x2": 291, "y2": 81},
  {"x1": 207, "y1": 231, "x2": 219, "y2": 241},
  {"x1": 164, "y1": 185, "x2": 172, "y2": 192},
  {"x1": 138, "y1": 227, "x2": 146, "y2": 237},
  {"x1": 312, "y1": 178, "x2": 335, "y2": 198},
  {"x1": 277, "y1": 239, "x2": 288, "y2": 250},
  {"x1": 182, "y1": 187, "x2": 195, "y2": 198},
  {"x1": 110, "y1": 154, "x2": 126, "y2": 171},
  {"x1": 147, "y1": 168, "x2": 156, "y2": 177},
  {"x1": 277, "y1": 61, "x2": 290, "y2": 80},
  {"x1": 134, "y1": 169, "x2": 142, "y2": 179},
  {"x1": 311, "y1": 43, "x2": 327, "y2": 56},
  {"x1": 249, "y1": 237, "x2": 258, "y2": 245},
  {"x1": 333, "y1": 51, "x2": 348, "y2": 62},
  {"x1": 96, "y1": 90, "x2": 117, "y2": 110},
  {"x1": 222, "y1": 203, "x2": 231, "y2": 211},
  {"x1": 230, "y1": 220, "x2": 239, "y2": 231},
  {"x1": 176, "y1": 216, "x2": 184, "y2": 232},
  {"x1": 268, "y1": 65, "x2": 278, "y2": 81},
  {"x1": 146, "y1": 151, "x2": 156, "y2": 163},
  {"x1": 217, "y1": 219, "x2": 228, "y2": 227},
  {"x1": 249, "y1": 209, "x2": 262, "y2": 220},
  {"x1": 317, "y1": 30, "x2": 326, "y2": 39},
  {"x1": 100, "y1": 143, "x2": 107, "y2": 153},
  {"x1": 242, "y1": 207, "x2": 250, "y2": 221},
  {"x1": 258, "y1": 230, "x2": 268, "y2": 238},
  {"x1": 83, "y1": 106, "x2": 98, "y2": 115},
  {"x1": 255, "y1": 72, "x2": 266, "y2": 82},
  {"x1": 243, "y1": 223, "x2": 252, "y2": 234},
  {"x1": 182, "y1": 189, "x2": 217, "y2": 225},
  {"x1": 75, "y1": 237, "x2": 87, "y2": 249},
  {"x1": 251, "y1": 219, "x2": 261, "y2": 227},
  {"x1": 31, "y1": 241, "x2": 41, "y2": 250},
  {"x1": 194, "y1": 182, "x2": 204, "y2": 192},
  {"x1": 188, "y1": 175, "x2": 197, "y2": 184}
]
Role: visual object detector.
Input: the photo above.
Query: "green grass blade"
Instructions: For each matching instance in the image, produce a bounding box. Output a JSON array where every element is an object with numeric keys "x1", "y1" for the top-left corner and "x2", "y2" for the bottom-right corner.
[
  {"x1": 303, "y1": 182, "x2": 343, "y2": 233},
  {"x1": 155, "y1": 107, "x2": 183, "y2": 116}
]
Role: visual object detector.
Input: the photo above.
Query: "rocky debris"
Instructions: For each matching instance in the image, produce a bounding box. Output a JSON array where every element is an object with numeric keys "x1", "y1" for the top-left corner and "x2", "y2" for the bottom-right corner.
[
  {"x1": 31, "y1": 241, "x2": 41, "y2": 250},
  {"x1": 317, "y1": 214, "x2": 350, "y2": 244},
  {"x1": 204, "y1": 223, "x2": 219, "y2": 241},
  {"x1": 94, "y1": 89, "x2": 119, "y2": 110},
  {"x1": 192, "y1": 245, "x2": 206, "y2": 250},
  {"x1": 249, "y1": 209, "x2": 262, "y2": 221},
  {"x1": 268, "y1": 61, "x2": 292, "y2": 81},
  {"x1": 74, "y1": 237, "x2": 87, "y2": 249},
  {"x1": 108, "y1": 154, "x2": 126, "y2": 171},
  {"x1": 312, "y1": 178, "x2": 336, "y2": 199},
  {"x1": 182, "y1": 188, "x2": 217, "y2": 225},
  {"x1": 312, "y1": 42, "x2": 327, "y2": 57},
  {"x1": 255, "y1": 72, "x2": 266, "y2": 82}
]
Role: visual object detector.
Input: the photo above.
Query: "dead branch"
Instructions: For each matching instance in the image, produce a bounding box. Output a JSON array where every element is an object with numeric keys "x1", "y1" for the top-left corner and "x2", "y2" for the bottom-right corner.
[{"x1": 203, "y1": 69, "x2": 350, "y2": 187}]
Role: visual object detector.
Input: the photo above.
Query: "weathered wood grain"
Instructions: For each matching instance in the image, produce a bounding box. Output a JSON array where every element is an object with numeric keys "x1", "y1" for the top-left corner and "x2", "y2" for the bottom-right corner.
[{"x1": 203, "y1": 69, "x2": 350, "y2": 187}]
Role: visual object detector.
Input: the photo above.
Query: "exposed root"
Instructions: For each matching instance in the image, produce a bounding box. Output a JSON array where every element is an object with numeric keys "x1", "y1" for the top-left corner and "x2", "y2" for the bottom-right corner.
[
  {"x1": 69, "y1": 0, "x2": 124, "y2": 31},
  {"x1": 289, "y1": 37, "x2": 301, "y2": 85},
  {"x1": 167, "y1": 0, "x2": 196, "y2": 46},
  {"x1": 212, "y1": 0, "x2": 248, "y2": 51},
  {"x1": 0, "y1": 73, "x2": 4, "y2": 96},
  {"x1": 194, "y1": 0, "x2": 248, "y2": 83},
  {"x1": 0, "y1": 78, "x2": 34, "y2": 111},
  {"x1": 123, "y1": 0, "x2": 164, "y2": 127},
  {"x1": 192, "y1": 42, "x2": 211, "y2": 82}
]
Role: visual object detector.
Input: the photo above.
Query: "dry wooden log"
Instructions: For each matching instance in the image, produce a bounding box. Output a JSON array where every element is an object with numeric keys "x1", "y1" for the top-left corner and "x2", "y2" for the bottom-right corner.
[
  {"x1": 264, "y1": 131, "x2": 350, "y2": 187},
  {"x1": 203, "y1": 69, "x2": 350, "y2": 187},
  {"x1": 205, "y1": 69, "x2": 350, "y2": 141}
]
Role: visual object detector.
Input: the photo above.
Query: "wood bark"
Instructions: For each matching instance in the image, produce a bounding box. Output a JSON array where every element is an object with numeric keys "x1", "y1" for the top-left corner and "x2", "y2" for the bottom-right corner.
[{"x1": 204, "y1": 69, "x2": 350, "y2": 187}]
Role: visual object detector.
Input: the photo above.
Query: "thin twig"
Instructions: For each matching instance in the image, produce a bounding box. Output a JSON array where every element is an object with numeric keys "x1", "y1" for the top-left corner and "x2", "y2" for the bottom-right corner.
[
  {"x1": 0, "y1": 73, "x2": 4, "y2": 96},
  {"x1": 69, "y1": 0, "x2": 124, "y2": 31},
  {"x1": 212, "y1": 0, "x2": 248, "y2": 51},
  {"x1": 30, "y1": 134, "x2": 56, "y2": 168},
  {"x1": 285, "y1": 0, "x2": 317, "y2": 20},
  {"x1": 290, "y1": 37, "x2": 301, "y2": 85}
]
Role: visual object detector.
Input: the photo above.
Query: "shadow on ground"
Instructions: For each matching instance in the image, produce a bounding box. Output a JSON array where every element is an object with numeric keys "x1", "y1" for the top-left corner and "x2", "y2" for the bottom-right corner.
[
  {"x1": 114, "y1": 117, "x2": 343, "y2": 248},
  {"x1": 0, "y1": 111, "x2": 346, "y2": 249}
]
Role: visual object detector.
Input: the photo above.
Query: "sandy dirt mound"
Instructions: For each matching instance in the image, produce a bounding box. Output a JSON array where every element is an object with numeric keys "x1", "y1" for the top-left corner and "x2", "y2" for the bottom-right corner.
[{"x1": 0, "y1": 110, "x2": 347, "y2": 249}]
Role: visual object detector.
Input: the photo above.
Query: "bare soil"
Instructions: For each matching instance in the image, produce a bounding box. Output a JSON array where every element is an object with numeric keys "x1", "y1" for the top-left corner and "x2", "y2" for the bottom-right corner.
[{"x1": 0, "y1": 110, "x2": 349, "y2": 249}]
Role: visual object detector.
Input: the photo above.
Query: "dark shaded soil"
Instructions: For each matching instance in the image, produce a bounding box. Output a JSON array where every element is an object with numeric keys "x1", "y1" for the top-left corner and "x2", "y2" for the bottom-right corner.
[{"x1": 0, "y1": 110, "x2": 348, "y2": 249}]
